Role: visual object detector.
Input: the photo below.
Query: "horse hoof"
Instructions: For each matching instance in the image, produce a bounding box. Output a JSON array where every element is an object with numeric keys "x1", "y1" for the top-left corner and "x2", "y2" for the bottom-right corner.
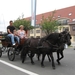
[
  {"x1": 53, "y1": 67, "x2": 55, "y2": 69},
  {"x1": 22, "y1": 60, "x2": 24, "y2": 63},
  {"x1": 31, "y1": 62, "x2": 35, "y2": 65},
  {"x1": 41, "y1": 64, "x2": 45, "y2": 68},
  {"x1": 41, "y1": 65, "x2": 45, "y2": 68},
  {"x1": 58, "y1": 63, "x2": 61, "y2": 65},
  {"x1": 56, "y1": 60, "x2": 60, "y2": 65},
  {"x1": 56, "y1": 59, "x2": 58, "y2": 62}
]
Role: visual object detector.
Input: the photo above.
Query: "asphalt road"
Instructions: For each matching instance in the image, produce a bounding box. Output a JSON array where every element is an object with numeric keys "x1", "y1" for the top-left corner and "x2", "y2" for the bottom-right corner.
[{"x1": 0, "y1": 47, "x2": 75, "y2": 75}]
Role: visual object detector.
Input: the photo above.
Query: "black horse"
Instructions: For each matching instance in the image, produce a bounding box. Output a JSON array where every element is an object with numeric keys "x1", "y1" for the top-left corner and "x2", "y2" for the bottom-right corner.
[
  {"x1": 56, "y1": 31, "x2": 71, "y2": 65},
  {"x1": 39, "y1": 32, "x2": 67, "y2": 68},
  {"x1": 21, "y1": 38, "x2": 40, "y2": 64},
  {"x1": 21, "y1": 32, "x2": 66, "y2": 69},
  {"x1": 45, "y1": 31, "x2": 71, "y2": 65}
]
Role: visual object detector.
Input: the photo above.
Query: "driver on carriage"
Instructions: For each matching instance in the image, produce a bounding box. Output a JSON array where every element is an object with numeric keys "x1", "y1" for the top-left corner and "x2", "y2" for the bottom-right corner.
[{"x1": 7, "y1": 20, "x2": 20, "y2": 46}]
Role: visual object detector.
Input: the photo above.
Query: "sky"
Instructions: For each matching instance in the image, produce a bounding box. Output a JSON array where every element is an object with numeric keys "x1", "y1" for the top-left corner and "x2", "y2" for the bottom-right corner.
[{"x1": 0, "y1": 0, "x2": 75, "y2": 32}]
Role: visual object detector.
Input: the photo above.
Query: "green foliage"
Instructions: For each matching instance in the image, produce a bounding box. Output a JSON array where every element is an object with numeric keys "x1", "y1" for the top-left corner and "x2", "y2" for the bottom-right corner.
[
  {"x1": 13, "y1": 17, "x2": 34, "y2": 31},
  {"x1": 40, "y1": 11, "x2": 59, "y2": 35}
]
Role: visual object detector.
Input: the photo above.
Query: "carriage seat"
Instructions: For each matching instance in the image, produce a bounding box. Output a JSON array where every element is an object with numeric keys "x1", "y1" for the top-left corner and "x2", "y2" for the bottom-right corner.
[{"x1": 1, "y1": 36, "x2": 18, "y2": 47}]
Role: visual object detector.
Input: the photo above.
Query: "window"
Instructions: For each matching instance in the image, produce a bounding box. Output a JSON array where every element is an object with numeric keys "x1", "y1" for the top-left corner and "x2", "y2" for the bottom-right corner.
[
  {"x1": 58, "y1": 19, "x2": 68, "y2": 25},
  {"x1": 73, "y1": 36, "x2": 75, "y2": 42},
  {"x1": 63, "y1": 27, "x2": 69, "y2": 31},
  {"x1": 58, "y1": 20, "x2": 62, "y2": 25},
  {"x1": 36, "y1": 36, "x2": 40, "y2": 38},
  {"x1": 31, "y1": 36, "x2": 34, "y2": 38},
  {"x1": 63, "y1": 27, "x2": 65, "y2": 31},
  {"x1": 30, "y1": 30, "x2": 33, "y2": 34},
  {"x1": 72, "y1": 26, "x2": 75, "y2": 31},
  {"x1": 72, "y1": 19, "x2": 75, "y2": 21},
  {"x1": 63, "y1": 20, "x2": 68, "y2": 25},
  {"x1": 65, "y1": 27, "x2": 69, "y2": 31},
  {"x1": 36, "y1": 30, "x2": 40, "y2": 33},
  {"x1": 58, "y1": 15, "x2": 60, "y2": 18},
  {"x1": 67, "y1": 19, "x2": 70, "y2": 23},
  {"x1": 69, "y1": 13, "x2": 72, "y2": 16}
]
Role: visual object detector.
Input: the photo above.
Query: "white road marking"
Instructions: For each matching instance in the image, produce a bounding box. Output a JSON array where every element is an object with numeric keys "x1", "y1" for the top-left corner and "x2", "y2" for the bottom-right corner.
[{"x1": 0, "y1": 60, "x2": 39, "y2": 75}]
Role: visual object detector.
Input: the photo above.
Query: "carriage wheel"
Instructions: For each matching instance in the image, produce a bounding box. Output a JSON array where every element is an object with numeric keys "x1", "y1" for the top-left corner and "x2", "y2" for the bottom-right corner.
[
  {"x1": 0, "y1": 47, "x2": 2, "y2": 57},
  {"x1": 8, "y1": 47, "x2": 15, "y2": 61}
]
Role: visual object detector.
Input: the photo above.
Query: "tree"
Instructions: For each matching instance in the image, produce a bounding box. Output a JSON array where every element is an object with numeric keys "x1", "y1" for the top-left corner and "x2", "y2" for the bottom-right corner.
[
  {"x1": 40, "y1": 11, "x2": 59, "y2": 35},
  {"x1": 13, "y1": 14, "x2": 34, "y2": 31}
]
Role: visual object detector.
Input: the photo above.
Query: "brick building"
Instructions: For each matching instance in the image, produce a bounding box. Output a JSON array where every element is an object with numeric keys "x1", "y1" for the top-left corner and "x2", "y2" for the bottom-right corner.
[{"x1": 25, "y1": 5, "x2": 75, "y2": 43}]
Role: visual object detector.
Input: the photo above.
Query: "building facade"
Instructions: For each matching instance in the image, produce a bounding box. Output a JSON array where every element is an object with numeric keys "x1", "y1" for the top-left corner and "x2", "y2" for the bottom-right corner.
[{"x1": 25, "y1": 5, "x2": 75, "y2": 43}]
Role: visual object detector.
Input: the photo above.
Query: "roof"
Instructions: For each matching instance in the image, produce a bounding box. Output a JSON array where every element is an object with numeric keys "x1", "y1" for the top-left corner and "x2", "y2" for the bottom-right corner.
[{"x1": 25, "y1": 5, "x2": 75, "y2": 25}]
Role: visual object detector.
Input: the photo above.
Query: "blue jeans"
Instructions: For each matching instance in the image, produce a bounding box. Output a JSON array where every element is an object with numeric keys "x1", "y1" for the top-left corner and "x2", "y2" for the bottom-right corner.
[{"x1": 7, "y1": 34, "x2": 20, "y2": 45}]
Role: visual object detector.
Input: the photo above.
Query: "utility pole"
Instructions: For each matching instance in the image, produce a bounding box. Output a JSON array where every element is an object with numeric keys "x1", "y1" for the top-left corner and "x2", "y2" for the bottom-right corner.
[{"x1": 31, "y1": 0, "x2": 37, "y2": 38}]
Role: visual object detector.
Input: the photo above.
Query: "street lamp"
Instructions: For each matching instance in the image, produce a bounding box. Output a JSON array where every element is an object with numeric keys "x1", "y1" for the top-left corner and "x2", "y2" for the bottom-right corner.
[{"x1": 31, "y1": 0, "x2": 37, "y2": 37}]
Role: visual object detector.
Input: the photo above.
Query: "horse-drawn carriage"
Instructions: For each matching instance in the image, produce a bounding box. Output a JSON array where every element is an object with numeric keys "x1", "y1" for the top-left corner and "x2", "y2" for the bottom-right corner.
[
  {"x1": 0, "y1": 33, "x2": 25, "y2": 61},
  {"x1": 0, "y1": 31, "x2": 72, "y2": 69},
  {"x1": 20, "y1": 31, "x2": 72, "y2": 69}
]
